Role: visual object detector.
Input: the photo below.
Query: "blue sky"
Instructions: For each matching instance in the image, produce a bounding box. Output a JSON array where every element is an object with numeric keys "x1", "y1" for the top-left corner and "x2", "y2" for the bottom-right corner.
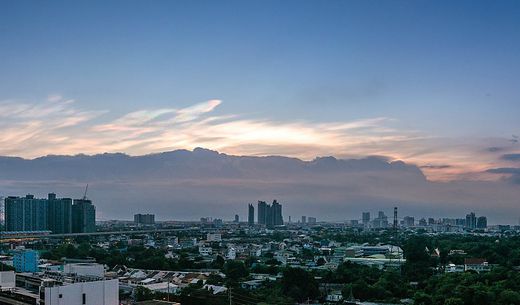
[{"x1": 1, "y1": 0, "x2": 520, "y2": 180}]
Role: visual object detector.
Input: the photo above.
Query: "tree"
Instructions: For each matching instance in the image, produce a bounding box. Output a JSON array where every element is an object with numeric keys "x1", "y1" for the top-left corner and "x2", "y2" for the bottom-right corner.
[
  {"x1": 445, "y1": 298, "x2": 464, "y2": 305},
  {"x1": 135, "y1": 286, "x2": 154, "y2": 301},
  {"x1": 281, "y1": 268, "x2": 319, "y2": 302},
  {"x1": 223, "y1": 261, "x2": 248, "y2": 283}
]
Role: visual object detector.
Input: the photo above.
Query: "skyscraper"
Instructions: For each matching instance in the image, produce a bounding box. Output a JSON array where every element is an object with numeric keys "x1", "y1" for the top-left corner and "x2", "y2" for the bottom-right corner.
[
  {"x1": 72, "y1": 199, "x2": 96, "y2": 233},
  {"x1": 256, "y1": 200, "x2": 283, "y2": 227},
  {"x1": 47, "y1": 193, "x2": 73, "y2": 234},
  {"x1": 362, "y1": 212, "x2": 370, "y2": 226},
  {"x1": 248, "y1": 204, "x2": 254, "y2": 226},
  {"x1": 257, "y1": 201, "x2": 267, "y2": 225},
  {"x1": 465, "y1": 212, "x2": 476, "y2": 229},
  {"x1": 477, "y1": 216, "x2": 487, "y2": 229},
  {"x1": 271, "y1": 200, "x2": 283, "y2": 226}
]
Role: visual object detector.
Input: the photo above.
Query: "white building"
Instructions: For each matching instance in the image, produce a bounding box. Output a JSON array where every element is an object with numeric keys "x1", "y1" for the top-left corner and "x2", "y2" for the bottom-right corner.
[
  {"x1": 226, "y1": 247, "x2": 236, "y2": 260},
  {"x1": 43, "y1": 278, "x2": 119, "y2": 305},
  {"x1": 206, "y1": 233, "x2": 222, "y2": 242},
  {"x1": 199, "y1": 246, "x2": 213, "y2": 256},
  {"x1": 0, "y1": 271, "x2": 15, "y2": 290},
  {"x1": 64, "y1": 263, "x2": 105, "y2": 278}
]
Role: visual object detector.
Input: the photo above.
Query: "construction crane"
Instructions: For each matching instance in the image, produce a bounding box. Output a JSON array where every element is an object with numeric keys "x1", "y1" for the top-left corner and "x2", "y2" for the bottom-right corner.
[{"x1": 82, "y1": 184, "x2": 89, "y2": 200}]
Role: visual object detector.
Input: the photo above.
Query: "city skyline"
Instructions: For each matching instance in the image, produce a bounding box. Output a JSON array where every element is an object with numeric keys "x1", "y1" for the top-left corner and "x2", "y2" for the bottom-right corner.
[{"x1": 1, "y1": 1, "x2": 519, "y2": 224}]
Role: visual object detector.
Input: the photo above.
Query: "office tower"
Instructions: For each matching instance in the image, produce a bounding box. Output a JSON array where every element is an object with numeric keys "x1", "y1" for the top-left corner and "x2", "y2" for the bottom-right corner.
[
  {"x1": 47, "y1": 193, "x2": 73, "y2": 234},
  {"x1": 134, "y1": 214, "x2": 155, "y2": 225},
  {"x1": 308, "y1": 217, "x2": 316, "y2": 224},
  {"x1": 362, "y1": 212, "x2": 370, "y2": 226},
  {"x1": 477, "y1": 216, "x2": 487, "y2": 229},
  {"x1": 72, "y1": 199, "x2": 96, "y2": 233},
  {"x1": 465, "y1": 212, "x2": 476, "y2": 229},
  {"x1": 302, "y1": 216, "x2": 307, "y2": 224},
  {"x1": 248, "y1": 204, "x2": 254, "y2": 226},
  {"x1": 5, "y1": 195, "x2": 48, "y2": 232},
  {"x1": 257, "y1": 201, "x2": 267, "y2": 225},
  {"x1": 234, "y1": 214, "x2": 239, "y2": 223}
]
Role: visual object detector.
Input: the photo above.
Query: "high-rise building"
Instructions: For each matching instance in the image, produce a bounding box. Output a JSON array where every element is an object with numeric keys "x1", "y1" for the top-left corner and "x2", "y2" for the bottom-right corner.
[
  {"x1": 72, "y1": 199, "x2": 96, "y2": 233},
  {"x1": 256, "y1": 200, "x2": 283, "y2": 227},
  {"x1": 308, "y1": 217, "x2": 317, "y2": 224},
  {"x1": 403, "y1": 216, "x2": 415, "y2": 227},
  {"x1": 5, "y1": 195, "x2": 48, "y2": 232},
  {"x1": 47, "y1": 193, "x2": 72, "y2": 234},
  {"x1": 301, "y1": 216, "x2": 307, "y2": 224},
  {"x1": 271, "y1": 200, "x2": 283, "y2": 226},
  {"x1": 418, "y1": 218, "x2": 427, "y2": 226},
  {"x1": 257, "y1": 201, "x2": 267, "y2": 225},
  {"x1": 234, "y1": 214, "x2": 239, "y2": 223},
  {"x1": 477, "y1": 216, "x2": 487, "y2": 229},
  {"x1": 5, "y1": 193, "x2": 95, "y2": 234},
  {"x1": 465, "y1": 212, "x2": 476, "y2": 229},
  {"x1": 362, "y1": 212, "x2": 370, "y2": 226},
  {"x1": 134, "y1": 214, "x2": 155, "y2": 225},
  {"x1": 248, "y1": 204, "x2": 254, "y2": 226}
]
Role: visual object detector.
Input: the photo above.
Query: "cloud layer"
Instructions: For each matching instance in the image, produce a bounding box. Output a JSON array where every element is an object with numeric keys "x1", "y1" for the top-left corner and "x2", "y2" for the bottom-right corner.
[{"x1": 0, "y1": 96, "x2": 518, "y2": 182}]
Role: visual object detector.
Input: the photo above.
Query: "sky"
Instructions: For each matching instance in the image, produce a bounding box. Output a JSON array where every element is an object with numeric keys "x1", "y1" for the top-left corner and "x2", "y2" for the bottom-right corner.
[{"x1": 1, "y1": 0, "x2": 520, "y2": 184}]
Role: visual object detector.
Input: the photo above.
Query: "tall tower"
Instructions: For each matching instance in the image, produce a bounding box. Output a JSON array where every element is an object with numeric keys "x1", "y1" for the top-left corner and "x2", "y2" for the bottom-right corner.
[
  {"x1": 393, "y1": 207, "x2": 398, "y2": 230},
  {"x1": 248, "y1": 204, "x2": 254, "y2": 226}
]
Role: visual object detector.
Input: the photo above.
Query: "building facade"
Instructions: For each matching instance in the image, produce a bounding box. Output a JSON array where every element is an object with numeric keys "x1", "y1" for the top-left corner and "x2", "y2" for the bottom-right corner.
[
  {"x1": 248, "y1": 204, "x2": 254, "y2": 226},
  {"x1": 72, "y1": 199, "x2": 96, "y2": 233},
  {"x1": 13, "y1": 249, "x2": 39, "y2": 273},
  {"x1": 134, "y1": 213, "x2": 155, "y2": 225}
]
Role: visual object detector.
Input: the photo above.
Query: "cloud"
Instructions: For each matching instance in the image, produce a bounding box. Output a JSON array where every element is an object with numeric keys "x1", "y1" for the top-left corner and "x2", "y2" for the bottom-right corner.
[
  {"x1": 420, "y1": 164, "x2": 452, "y2": 169},
  {"x1": 501, "y1": 154, "x2": 520, "y2": 161},
  {"x1": 0, "y1": 96, "x2": 516, "y2": 182}
]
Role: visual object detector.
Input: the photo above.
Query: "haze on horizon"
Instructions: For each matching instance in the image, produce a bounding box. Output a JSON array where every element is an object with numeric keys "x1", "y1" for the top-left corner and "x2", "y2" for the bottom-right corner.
[{"x1": 0, "y1": 1, "x2": 519, "y2": 222}]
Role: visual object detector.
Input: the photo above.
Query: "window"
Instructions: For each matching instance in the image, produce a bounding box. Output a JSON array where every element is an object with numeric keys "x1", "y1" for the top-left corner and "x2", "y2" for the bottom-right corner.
[
  {"x1": 59, "y1": 294, "x2": 63, "y2": 298},
  {"x1": 82, "y1": 293, "x2": 86, "y2": 304}
]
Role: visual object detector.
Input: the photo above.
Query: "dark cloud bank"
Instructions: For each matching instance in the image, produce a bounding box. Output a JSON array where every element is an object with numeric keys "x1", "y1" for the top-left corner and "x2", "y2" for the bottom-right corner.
[{"x1": 0, "y1": 148, "x2": 518, "y2": 224}]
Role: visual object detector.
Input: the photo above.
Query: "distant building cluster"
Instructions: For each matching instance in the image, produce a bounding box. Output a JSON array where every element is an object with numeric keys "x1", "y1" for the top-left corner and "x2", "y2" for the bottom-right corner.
[
  {"x1": 356, "y1": 209, "x2": 488, "y2": 233},
  {"x1": 243, "y1": 200, "x2": 285, "y2": 228},
  {"x1": 4, "y1": 193, "x2": 96, "y2": 234}
]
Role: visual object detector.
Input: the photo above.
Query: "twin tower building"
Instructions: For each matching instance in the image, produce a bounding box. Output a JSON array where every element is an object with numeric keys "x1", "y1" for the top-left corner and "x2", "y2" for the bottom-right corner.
[
  {"x1": 248, "y1": 200, "x2": 283, "y2": 227},
  {"x1": 4, "y1": 193, "x2": 96, "y2": 234}
]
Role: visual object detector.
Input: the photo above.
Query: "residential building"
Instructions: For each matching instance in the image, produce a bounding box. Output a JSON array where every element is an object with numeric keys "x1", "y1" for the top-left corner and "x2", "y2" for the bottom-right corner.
[
  {"x1": 134, "y1": 214, "x2": 155, "y2": 225},
  {"x1": 257, "y1": 201, "x2": 267, "y2": 225},
  {"x1": 477, "y1": 216, "x2": 487, "y2": 229},
  {"x1": 248, "y1": 204, "x2": 254, "y2": 226},
  {"x1": 72, "y1": 199, "x2": 96, "y2": 233},
  {"x1": 466, "y1": 212, "x2": 477, "y2": 229},
  {"x1": 13, "y1": 249, "x2": 39, "y2": 273},
  {"x1": 403, "y1": 216, "x2": 415, "y2": 227},
  {"x1": 362, "y1": 212, "x2": 370, "y2": 226},
  {"x1": 5, "y1": 195, "x2": 48, "y2": 232},
  {"x1": 47, "y1": 193, "x2": 73, "y2": 234}
]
